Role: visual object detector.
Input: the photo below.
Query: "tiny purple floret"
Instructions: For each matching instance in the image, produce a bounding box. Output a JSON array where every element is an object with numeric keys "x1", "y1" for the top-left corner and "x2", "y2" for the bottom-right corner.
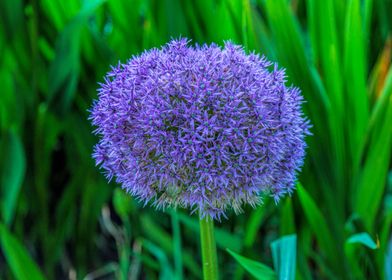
[{"x1": 90, "y1": 38, "x2": 311, "y2": 220}]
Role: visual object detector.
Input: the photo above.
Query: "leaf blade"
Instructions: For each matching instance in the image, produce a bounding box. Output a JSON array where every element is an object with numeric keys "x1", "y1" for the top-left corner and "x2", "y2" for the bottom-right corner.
[
  {"x1": 227, "y1": 249, "x2": 277, "y2": 280},
  {"x1": 271, "y1": 235, "x2": 297, "y2": 280},
  {"x1": 346, "y1": 233, "x2": 378, "y2": 249},
  {"x1": 1, "y1": 129, "x2": 26, "y2": 225},
  {"x1": 0, "y1": 224, "x2": 46, "y2": 280}
]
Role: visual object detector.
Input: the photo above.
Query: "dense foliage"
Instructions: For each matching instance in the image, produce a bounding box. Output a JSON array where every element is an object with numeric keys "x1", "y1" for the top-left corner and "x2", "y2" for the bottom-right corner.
[{"x1": 0, "y1": 0, "x2": 391, "y2": 279}]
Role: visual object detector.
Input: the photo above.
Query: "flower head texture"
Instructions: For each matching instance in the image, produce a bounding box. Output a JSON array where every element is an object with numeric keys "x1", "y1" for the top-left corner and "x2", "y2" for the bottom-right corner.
[{"x1": 90, "y1": 38, "x2": 311, "y2": 220}]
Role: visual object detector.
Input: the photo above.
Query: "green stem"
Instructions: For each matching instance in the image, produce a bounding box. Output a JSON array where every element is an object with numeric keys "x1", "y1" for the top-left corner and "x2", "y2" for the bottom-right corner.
[{"x1": 199, "y1": 215, "x2": 219, "y2": 280}]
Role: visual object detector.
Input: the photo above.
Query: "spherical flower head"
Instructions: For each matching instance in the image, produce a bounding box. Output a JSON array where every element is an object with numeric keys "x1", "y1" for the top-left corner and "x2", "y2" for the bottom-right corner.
[{"x1": 90, "y1": 38, "x2": 311, "y2": 220}]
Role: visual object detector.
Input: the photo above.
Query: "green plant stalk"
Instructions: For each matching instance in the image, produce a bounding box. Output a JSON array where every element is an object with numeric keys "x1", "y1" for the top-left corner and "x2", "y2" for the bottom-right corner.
[{"x1": 199, "y1": 215, "x2": 219, "y2": 280}]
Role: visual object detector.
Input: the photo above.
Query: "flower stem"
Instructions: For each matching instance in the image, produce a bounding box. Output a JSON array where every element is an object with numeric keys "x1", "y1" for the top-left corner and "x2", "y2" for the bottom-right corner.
[{"x1": 199, "y1": 215, "x2": 219, "y2": 280}]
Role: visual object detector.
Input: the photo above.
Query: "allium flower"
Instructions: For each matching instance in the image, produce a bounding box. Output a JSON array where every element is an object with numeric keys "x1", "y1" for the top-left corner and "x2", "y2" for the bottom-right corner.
[{"x1": 90, "y1": 38, "x2": 311, "y2": 220}]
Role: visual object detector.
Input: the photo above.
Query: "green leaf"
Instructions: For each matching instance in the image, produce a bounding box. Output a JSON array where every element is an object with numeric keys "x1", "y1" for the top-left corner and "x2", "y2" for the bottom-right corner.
[
  {"x1": 355, "y1": 69, "x2": 392, "y2": 230},
  {"x1": 170, "y1": 211, "x2": 183, "y2": 280},
  {"x1": 0, "y1": 223, "x2": 46, "y2": 280},
  {"x1": 279, "y1": 198, "x2": 295, "y2": 235},
  {"x1": 263, "y1": 0, "x2": 330, "y2": 115},
  {"x1": 296, "y1": 183, "x2": 337, "y2": 269},
  {"x1": 263, "y1": 0, "x2": 333, "y2": 200},
  {"x1": 192, "y1": 0, "x2": 240, "y2": 42},
  {"x1": 227, "y1": 249, "x2": 277, "y2": 280},
  {"x1": 162, "y1": 0, "x2": 189, "y2": 37},
  {"x1": 343, "y1": 0, "x2": 369, "y2": 172},
  {"x1": 113, "y1": 188, "x2": 135, "y2": 218},
  {"x1": 177, "y1": 213, "x2": 242, "y2": 252},
  {"x1": 243, "y1": 202, "x2": 272, "y2": 248},
  {"x1": 271, "y1": 235, "x2": 297, "y2": 280},
  {"x1": 143, "y1": 239, "x2": 174, "y2": 280},
  {"x1": 83, "y1": 262, "x2": 118, "y2": 280},
  {"x1": 48, "y1": 23, "x2": 80, "y2": 114},
  {"x1": 378, "y1": 185, "x2": 392, "y2": 279},
  {"x1": 306, "y1": 0, "x2": 347, "y2": 220},
  {"x1": 48, "y1": 0, "x2": 106, "y2": 114},
  {"x1": 141, "y1": 214, "x2": 201, "y2": 278},
  {"x1": 386, "y1": 237, "x2": 392, "y2": 280},
  {"x1": 369, "y1": 68, "x2": 392, "y2": 131},
  {"x1": 345, "y1": 232, "x2": 378, "y2": 278},
  {"x1": 346, "y1": 233, "x2": 378, "y2": 250},
  {"x1": 307, "y1": 0, "x2": 343, "y2": 108},
  {"x1": 1, "y1": 129, "x2": 26, "y2": 225},
  {"x1": 0, "y1": 0, "x2": 24, "y2": 40}
]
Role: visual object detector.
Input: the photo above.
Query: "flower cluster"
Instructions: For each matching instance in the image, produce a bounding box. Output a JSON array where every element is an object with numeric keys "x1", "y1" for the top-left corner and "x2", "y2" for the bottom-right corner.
[{"x1": 90, "y1": 38, "x2": 311, "y2": 219}]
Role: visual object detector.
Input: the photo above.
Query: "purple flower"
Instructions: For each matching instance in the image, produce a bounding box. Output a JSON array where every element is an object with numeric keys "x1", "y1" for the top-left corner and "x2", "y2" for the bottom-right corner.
[{"x1": 90, "y1": 38, "x2": 311, "y2": 220}]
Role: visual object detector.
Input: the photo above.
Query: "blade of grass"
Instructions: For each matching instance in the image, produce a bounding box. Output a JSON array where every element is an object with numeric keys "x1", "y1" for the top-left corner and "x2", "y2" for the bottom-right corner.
[
  {"x1": 171, "y1": 211, "x2": 183, "y2": 280},
  {"x1": 240, "y1": 0, "x2": 251, "y2": 49},
  {"x1": 296, "y1": 183, "x2": 339, "y2": 272},
  {"x1": 83, "y1": 262, "x2": 118, "y2": 280},
  {"x1": 177, "y1": 212, "x2": 242, "y2": 252},
  {"x1": 279, "y1": 198, "x2": 295, "y2": 235},
  {"x1": 163, "y1": 0, "x2": 189, "y2": 38},
  {"x1": 264, "y1": 0, "x2": 330, "y2": 114},
  {"x1": 343, "y1": 0, "x2": 369, "y2": 177},
  {"x1": 193, "y1": 0, "x2": 240, "y2": 43},
  {"x1": 181, "y1": 1, "x2": 203, "y2": 41},
  {"x1": 233, "y1": 202, "x2": 273, "y2": 280},
  {"x1": 143, "y1": 240, "x2": 175, "y2": 280},
  {"x1": 386, "y1": 236, "x2": 392, "y2": 280},
  {"x1": 363, "y1": 0, "x2": 374, "y2": 66},
  {"x1": 345, "y1": 232, "x2": 379, "y2": 279},
  {"x1": 48, "y1": 0, "x2": 106, "y2": 114},
  {"x1": 141, "y1": 214, "x2": 201, "y2": 278},
  {"x1": 355, "y1": 69, "x2": 392, "y2": 230},
  {"x1": 263, "y1": 0, "x2": 334, "y2": 202},
  {"x1": 346, "y1": 233, "x2": 378, "y2": 249},
  {"x1": 296, "y1": 228, "x2": 313, "y2": 280},
  {"x1": 305, "y1": 0, "x2": 346, "y2": 213},
  {"x1": 271, "y1": 235, "x2": 297, "y2": 280},
  {"x1": 227, "y1": 249, "x2": 277, "y2": 280},
  {"x1": 1, "y1": 129, "x2": 26, "y2": 226},
  {"x1": 243, "y1": 202, "x2": 272, "y2": 249},
  {"x1": 369, "y1": 67, "x2": 392, "y2": 130},
  {"x1": 377, "y1": 179, "x2": 392, "y2": 279},
  {"x1": 0, "y1": 223, "x2": 46, "y2": 280}
]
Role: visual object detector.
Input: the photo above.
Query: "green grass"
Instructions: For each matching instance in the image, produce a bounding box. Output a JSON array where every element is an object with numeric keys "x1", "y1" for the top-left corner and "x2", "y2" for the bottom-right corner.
[{"x1": 0, "y1": 0, "x2": 391, "y2": 279}]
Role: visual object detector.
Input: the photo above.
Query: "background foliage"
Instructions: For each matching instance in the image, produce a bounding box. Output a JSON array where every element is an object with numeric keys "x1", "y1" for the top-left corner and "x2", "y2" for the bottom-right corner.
[{"x1": 1, "y1": 0, "x2": 392, "y2": 279}]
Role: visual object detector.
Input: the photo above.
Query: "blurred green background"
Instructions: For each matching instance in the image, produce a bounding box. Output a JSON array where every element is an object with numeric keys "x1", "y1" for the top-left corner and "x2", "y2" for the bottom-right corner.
[{"x1": 1, "y1": 0, "x2": 392, "y2": 279}]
